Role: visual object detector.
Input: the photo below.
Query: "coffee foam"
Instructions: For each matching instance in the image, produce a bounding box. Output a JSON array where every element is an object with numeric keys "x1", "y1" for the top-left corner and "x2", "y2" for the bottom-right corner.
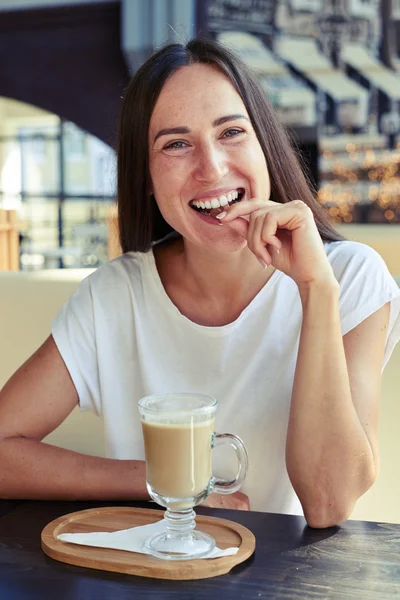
[
  {"x1": 140, "y1": 395, "x2": 216, "y2": 424},
  {"x1": 141, "y1": 413, "x2": 214, "y2": 426}
]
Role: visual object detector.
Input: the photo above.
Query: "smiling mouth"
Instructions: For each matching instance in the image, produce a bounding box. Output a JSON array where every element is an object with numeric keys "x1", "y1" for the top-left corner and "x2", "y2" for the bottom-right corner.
[{"x1": 189, "y1": 188, "x2": 245, "y2": 217}]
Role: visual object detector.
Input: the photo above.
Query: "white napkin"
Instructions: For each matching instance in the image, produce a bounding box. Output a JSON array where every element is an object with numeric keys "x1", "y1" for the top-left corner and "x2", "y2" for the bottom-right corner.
[{"x1": 57, "y1": 518, "x2": 239, "y2": 559}]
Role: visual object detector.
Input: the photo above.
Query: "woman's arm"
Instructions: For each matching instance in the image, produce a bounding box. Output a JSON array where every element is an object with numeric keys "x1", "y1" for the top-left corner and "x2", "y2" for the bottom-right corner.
[
  {"x1": 286, "y1": 282, "x2": 388, "y2": 528},
  {"x1": 0, "y1": 335, "x2": 148, "y2": 500},
  {"x1": 219, "y1": 198, "x2": 391, "y2": 527},
  {"x1": 0, "y1": 336, "x2": 250, "y2": 509}
]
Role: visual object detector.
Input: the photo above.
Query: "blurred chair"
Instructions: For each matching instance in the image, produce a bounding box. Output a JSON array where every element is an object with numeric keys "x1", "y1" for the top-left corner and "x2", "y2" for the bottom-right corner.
[
  {"x1": 0, "y1": 269, "x2": 104, "y2": 457},
  {"x1": 0, "y1": 209, "x2": 19, "y2": 271}
]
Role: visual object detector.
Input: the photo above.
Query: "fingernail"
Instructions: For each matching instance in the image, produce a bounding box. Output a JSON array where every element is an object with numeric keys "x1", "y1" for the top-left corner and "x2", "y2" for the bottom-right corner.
[
  {"x1": 216, "y1": 211, "x2": 228, "y2": 219},
  {"x1": 257, "y1": 258, "x2": 268, "y2": 269}
]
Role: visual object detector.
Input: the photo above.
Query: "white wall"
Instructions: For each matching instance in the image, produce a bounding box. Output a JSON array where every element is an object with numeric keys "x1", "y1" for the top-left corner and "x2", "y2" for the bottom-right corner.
[
  {"x1": 0, "y1": 0, "x2": 118, "y2": 11},
  {"x1": 348, "y1": 0, "x2": 379, "y2": 20},
  {"x1": 393, "y1": 0, "x2": 400, "y2": 19}
]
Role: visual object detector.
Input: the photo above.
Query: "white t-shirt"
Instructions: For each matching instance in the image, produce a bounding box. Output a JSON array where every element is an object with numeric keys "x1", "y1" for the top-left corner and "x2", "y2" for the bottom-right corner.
[{"x1": 52, "y1": 241, "x2": 400, "y2": 514}]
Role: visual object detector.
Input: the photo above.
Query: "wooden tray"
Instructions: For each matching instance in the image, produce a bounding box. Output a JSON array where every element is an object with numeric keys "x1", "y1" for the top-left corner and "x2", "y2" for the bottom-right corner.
[{"x1": 41, "y1": 506, "x2": 256, "y2": 580}]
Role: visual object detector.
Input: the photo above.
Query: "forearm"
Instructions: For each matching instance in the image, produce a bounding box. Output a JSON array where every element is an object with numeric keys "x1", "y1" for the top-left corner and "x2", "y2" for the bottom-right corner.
[
  {"x1": 0, "y1": 437, "x2": 148, "y2": 501},
  {"x1": 286, "y1": 280, "x2": 377, "y2": 527}
]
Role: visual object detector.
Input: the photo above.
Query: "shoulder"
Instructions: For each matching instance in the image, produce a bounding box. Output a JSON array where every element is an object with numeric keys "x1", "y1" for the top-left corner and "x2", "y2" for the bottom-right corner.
[
  {"x1": 62, "y1": 252, "x2": 152, "y2": 313},
  {"x1": 84, "y1": 251, "x2": 151, "y2": 291},
  {"x1": 324, "y1": 242, "x2": 400, "y2": 359},
  {"x1": 325, "y1": 239, "x2": 385, "y2": 265},
  {"x1": 324, "y1": 240, "x2": 389, "y2": 286}
]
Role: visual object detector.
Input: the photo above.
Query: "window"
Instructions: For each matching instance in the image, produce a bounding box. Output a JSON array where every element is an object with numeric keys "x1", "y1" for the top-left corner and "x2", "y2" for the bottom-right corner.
[{"x1": 0, "y1": 98, "x2": 116, "y2": 270}]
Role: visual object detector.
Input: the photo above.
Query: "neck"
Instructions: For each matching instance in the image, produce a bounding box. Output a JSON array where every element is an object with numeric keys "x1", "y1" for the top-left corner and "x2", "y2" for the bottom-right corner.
[
  {"x1": 154, "y1": 237, "x2": 275, "y2": 326},
  {"x1": 182, "y1": 240, "x2": 271, "y2": 300}
]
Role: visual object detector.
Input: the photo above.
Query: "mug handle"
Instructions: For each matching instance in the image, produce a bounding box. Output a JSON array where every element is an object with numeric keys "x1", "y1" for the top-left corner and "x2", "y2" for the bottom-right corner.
[{"x1": 210, "y1": 432, "x2": 248, "y2": 494}]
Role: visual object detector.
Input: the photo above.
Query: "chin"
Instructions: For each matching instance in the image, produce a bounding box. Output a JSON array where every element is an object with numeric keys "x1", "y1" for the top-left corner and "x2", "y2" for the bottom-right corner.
[{"x1": 200, "y1": 231, "x2": 247, "y2": 254}]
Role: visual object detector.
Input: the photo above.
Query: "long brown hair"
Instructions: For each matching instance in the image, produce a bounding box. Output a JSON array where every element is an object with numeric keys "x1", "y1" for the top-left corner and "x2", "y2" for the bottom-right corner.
[{"x1": 117, "y1": 37, "x2": 343, "y2": 252}]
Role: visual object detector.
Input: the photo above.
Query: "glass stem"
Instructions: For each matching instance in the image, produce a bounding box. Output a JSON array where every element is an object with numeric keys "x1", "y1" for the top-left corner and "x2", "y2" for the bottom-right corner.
[{"x1": 164, "y1": 508, "x2": 196, "y2": 540}]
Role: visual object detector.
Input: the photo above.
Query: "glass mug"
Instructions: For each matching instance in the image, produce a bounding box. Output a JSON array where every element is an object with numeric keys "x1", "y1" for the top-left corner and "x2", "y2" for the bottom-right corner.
[{"x1": 138, "y1": 393, "x2": 248, "y2": 560}]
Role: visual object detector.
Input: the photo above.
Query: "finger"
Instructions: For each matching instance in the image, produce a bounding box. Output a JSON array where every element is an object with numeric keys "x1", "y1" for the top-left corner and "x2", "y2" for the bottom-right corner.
[
  {"x1": 216, "y1": 198, "x2": 269, "y2": 222},
  {"x1": 248, "y1": 213, "x2": 272, "y2": 266},
  {"x1": 260, "y1": 218, "x2": 282, "y2": 254},
  {"x1": 248, "y1": 211, "x2": 282, "y2": 257},
  {"x1": 222, "y1": 198, "x2": 312, "y2": 234},
  {"x1": 270, "y1": 199, "x2": 313, "y2": 232},
  {"x1": 260, "y1": 214, "x2": 283, "y2": 251},
  {"x1": 221, "y1": 216, "x2": 249, "y2": 239},
  {"x1": 261, "y1": 212, "x2": 282, "y2": 250}
]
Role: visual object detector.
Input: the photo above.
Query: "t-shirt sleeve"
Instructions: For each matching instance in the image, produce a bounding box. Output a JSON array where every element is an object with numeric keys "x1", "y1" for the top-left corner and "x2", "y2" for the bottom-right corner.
[
  {"x1": 51, "y1": 275, "x2": 101, "y2": 415},
  {"x1": 329, "y1": 241, "x2": 400, "y2": 369}
]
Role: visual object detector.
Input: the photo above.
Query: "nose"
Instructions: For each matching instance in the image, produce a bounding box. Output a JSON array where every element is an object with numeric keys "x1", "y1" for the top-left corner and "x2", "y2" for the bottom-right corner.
[{"x1": 193, "y1": 142, "x2": 229, "y2": 184}]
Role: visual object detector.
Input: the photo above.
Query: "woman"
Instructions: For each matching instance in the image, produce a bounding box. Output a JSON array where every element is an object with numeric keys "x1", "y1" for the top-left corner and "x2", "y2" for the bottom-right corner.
[{"x1": 0, "y1": 39, "x2": 399, "y2": 528}]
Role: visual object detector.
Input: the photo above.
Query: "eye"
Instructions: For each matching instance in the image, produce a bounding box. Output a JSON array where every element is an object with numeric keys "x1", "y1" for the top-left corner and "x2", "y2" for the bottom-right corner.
[
  {"x1": 222, "y1": 128, "x2": 244, "y2": 139},
  {"x1": 163, "y1": 140, "x2": 188, "y2": 150}
]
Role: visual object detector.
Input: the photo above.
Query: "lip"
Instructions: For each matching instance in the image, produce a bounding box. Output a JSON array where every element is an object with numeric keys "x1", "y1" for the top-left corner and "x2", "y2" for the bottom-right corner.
[
  {"x1": 192, "y1": 211, "x2": 223, "y2": 225},
  {"x1": 191, "y1": 186, "x2": 245, "y2": 201}
]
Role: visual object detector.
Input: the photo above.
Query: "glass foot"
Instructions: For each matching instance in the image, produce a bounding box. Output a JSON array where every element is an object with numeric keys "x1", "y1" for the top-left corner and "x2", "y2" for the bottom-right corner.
[
  {"x1": 145, "y1": 529, "x2": 216, "y2": 561},
  {"x1": 145, "y1": 507, "x2": 216, "y2": 561}
]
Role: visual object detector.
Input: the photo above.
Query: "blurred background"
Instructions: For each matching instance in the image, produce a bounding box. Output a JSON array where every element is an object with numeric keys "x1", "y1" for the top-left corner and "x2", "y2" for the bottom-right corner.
[{"x1": 0, "y1": 0, "x2": 399, "y2": 271}]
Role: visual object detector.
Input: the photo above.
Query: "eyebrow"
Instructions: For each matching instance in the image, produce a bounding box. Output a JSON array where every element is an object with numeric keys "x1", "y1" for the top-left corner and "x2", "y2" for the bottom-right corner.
[{"x1": 153, "y1": 114, "x2": 249, "y2": 143}]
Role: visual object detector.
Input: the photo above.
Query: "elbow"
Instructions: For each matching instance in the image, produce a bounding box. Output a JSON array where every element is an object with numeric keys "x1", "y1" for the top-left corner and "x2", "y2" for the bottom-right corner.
[
  {"x1": 299, "y1": 485, "x2": 356, "y2": 528},
  {"x1": 304, "y1": 504, "x2": 352, "y2": 529},
  {"x1": 300, "y1": 459, "x2": 379, "y2": 529},
  {"x1": 303, "y1": 473, "x2": 378, "y2": 529},
  {"x1": 301, "y1": 488, "x2": 362, "y2": 530}
]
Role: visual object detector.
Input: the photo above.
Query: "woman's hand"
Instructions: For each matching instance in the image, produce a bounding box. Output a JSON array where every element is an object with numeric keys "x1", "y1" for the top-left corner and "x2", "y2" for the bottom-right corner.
[
  {"x1": 217, "y1": 199, "x2": 336, "y2": 287},
  {"x1": 201, "y1": 491, "x2": 250, "y2": 510}
]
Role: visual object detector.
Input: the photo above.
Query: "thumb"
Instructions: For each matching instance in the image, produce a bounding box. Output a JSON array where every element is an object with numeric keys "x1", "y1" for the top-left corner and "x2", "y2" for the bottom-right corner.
[{"x1": 221, "y1": 216, "x2": 249, "y2": 239}]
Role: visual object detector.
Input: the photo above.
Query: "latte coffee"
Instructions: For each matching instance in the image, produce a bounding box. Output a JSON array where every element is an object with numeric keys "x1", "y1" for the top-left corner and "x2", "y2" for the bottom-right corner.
[{"x1": 142, "y1": 418, "x2": 214, "y2": 498}]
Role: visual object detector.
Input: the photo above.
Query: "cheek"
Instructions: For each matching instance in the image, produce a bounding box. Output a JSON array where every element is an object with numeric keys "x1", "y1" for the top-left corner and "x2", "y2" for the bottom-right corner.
[
  {"x1": 149, "y1": 163, "x2": 167, "y2": 195},
  {"x1": 252, "y1": 147, "x2": 270, "y2": 192},
  {"x1": 236, "y1": 144, "x2": 270, "y2": 196},
  {"x1": 149, "y1": 164, "x2": 186, "y2": 224},
  {"x1": 235, "y1": 139, "x2": 267, "y2": 170},
  {"x1": 150, "y1": 159, "x2": 188, "y2": 198}
]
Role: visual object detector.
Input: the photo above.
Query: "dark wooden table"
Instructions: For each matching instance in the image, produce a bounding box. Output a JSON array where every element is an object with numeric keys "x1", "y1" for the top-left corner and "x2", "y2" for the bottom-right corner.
[{"x1": 0, "y1": 500, "x2": 399, "y2": 600}]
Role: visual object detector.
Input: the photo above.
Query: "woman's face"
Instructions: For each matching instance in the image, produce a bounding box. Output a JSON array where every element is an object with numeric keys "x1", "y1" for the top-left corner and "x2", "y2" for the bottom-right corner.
[{"x1": 148, "y1": 63, "x2": 271, "y2": 253}]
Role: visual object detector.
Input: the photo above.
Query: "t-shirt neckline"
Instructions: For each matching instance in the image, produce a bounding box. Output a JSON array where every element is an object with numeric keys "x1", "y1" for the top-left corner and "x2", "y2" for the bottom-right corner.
[{"x1": 143, "y1": 247, "x2": 283, "y2": 334}]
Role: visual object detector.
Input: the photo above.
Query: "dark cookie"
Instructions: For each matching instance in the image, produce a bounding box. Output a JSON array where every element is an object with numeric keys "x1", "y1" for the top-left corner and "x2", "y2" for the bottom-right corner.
[{"x1": 210, "y1": 206, "x2": 226, "y2": 218}]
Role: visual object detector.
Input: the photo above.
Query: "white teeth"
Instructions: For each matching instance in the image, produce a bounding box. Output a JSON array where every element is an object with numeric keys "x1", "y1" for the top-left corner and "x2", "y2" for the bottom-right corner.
[{"x1": 192, "y1": 189, "x2": 242, "y2": 211}]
